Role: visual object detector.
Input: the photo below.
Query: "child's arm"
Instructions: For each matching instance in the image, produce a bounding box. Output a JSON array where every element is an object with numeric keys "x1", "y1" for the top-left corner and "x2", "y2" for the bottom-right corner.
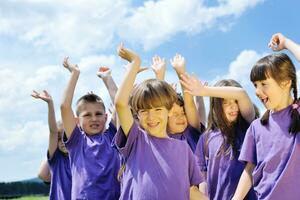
[
  {"x1": 171, "y1": 54, "x2": 200, "y2": 129},
  {"x1": 269, "y1": 33, "x2": 300, "y2": 62},
  {"x1": 60, "y1": 57, "x2": 80, "y2": 139},
  {"x1": 190, "y1": 186, "x2": 209, "y2": 200},
  {"x1": 195, "y1": 96, "x2": 206, "y2": 127},
  {"x1": 232, "y1": 162, "x2": 255, "y2": 200},
  {"x1": 96, "y1": 67, "x2": 118, "y2": 103},
  {"x1": 115, "y1": 44, "x2": 141, "y2": 136},
  {"x1": 37, "y1": 158, "x2": 51, "y2": 183},
  {"x1": 151, "y1": 55, "x2": 166, "y2": 80},
  {"x1": 180, "y1": 73, "x2": 255, "y2": 123},
  {"x1": 31, "y1": 90, "x2": 58, "y2": 158}
]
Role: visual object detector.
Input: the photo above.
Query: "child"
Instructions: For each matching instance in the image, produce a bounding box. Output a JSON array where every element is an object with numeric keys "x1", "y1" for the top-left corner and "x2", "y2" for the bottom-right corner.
[
  {"x1": 180, "y1": 76, "x2": 256, "y2": 200},
  {"x1": 150, "y1": 54, "x2": 205, "y2": 152},
  {"x1": 232, "y1": 33, "x2": 300, "y2": 200},
  {"x1": 37, "y1": 158, "x2": 51, "y2": 184},
  {"x1": 60, "y1": 57, "x2": 120, "y2": 199},
  {"x1": 114, "y1": 44, "x2": 207, "y2": 200},
  {"x1": 31, "y1": 90, "x2": 71, "y2": 200}
]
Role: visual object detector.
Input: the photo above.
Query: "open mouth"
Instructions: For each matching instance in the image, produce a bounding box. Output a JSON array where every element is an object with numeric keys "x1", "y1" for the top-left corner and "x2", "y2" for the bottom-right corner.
[
  {"x1": 261, "y1": 97, "x2": 269, "y2": 105},
  {"x1": 90, "y1": 124, "x2": 100, "y2": 129},
  {"x1": 147, "y1": 122, "x2": 159, "y2": 128}
]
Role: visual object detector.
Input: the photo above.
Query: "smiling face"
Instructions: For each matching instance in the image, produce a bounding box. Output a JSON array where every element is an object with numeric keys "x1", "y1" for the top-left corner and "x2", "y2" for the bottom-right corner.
[
  {"x1": 222, "y1": 98, "x2": 239, "y2": 124},
  {"x1": 254, "y1": 77, "x2": 291, "y2": 111},
  {"x1": 250, "y1": 53, "x2": 295, "y2": 112},
  {"x1": 167, "y1": 103, "x2": 188, "y2": 133},
  {"x1": 77, "y1": 102, "x2": 107, "y2": 135},
  {"x1": 137, "y1": 106, "x2": 169, "y2": 137}
]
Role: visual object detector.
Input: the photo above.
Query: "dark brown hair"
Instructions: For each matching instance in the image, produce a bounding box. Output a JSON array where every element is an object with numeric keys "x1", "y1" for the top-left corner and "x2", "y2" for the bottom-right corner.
[
  {"x1": 206, "y1": 79, "x2": 249, "y2": 158},
  {"x1": 250, "y1": 53, "x2": 300, "y2": 134}
]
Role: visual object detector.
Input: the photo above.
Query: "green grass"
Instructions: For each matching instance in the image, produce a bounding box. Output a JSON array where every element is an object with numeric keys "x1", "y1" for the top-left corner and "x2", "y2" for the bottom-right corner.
[{"x1": 11, "y1": 196, "x2": 48, "y2": 200}]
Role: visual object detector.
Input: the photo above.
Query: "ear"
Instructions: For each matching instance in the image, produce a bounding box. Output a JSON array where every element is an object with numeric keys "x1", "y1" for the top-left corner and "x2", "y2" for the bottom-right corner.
[
  {"x1": 75, "y1": 117, "x2": 79, "y2": 124},
  {"x1": 280, "y1": 79, "x2": 292, "y2": 89},
  {"x1": 104, "y1": 113, "x2": 108, "y2": 122}
]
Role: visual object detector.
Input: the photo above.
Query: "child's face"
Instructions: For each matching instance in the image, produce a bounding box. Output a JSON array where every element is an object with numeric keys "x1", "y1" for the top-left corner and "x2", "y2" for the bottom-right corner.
[
  {"x1": 222, "y1": 98, "x2": 239, "y2": 124},
  {"x1": 137, "y1": 106, "x2": 169, "y2": 137},
  {"x1": 254, "y1": 77, "x2": 291, "y2": 111},
  {"x1": 78, "y1": 102, "x2": 107, "y2": 135},
  {"x1": 57, "y1": 127, "x2": 68, "y2": 154},
  {"x1": 167, "y1": 103, "x2": 187, "y2": 134}
]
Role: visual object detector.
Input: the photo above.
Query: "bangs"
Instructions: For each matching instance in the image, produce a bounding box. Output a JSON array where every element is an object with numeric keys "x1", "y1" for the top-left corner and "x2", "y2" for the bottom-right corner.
[
  {"x1": 250, "y1": 56, "x2": 273, "y2": 82},
  {"x1": 130, "y1": 79, "x2": 176, "y2": 113}
]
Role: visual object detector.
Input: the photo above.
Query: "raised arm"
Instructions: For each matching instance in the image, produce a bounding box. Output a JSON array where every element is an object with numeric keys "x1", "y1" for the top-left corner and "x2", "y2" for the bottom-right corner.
[
  {"x1": 171, "y1": 54, "x2": 200, "y2": 129},
  {"x1": 31, "y1": 90, "x2": 58, "y2": 158},
  {"x1": 60, "y1": 57, "x2": 80, "y2": 139},
  {"x1": 180, "y1": 73, "x2": 255, "y2": 123},
  {"x1": 97, "y1": 66, "x2": 118, "y2": 103},
  {"x1": 151, "y1": 55, "x2": 166, "y2": 81},
  {"x1": 269, "y1": 33, "x2": 300, "y2": 62},
  {"x1": 232, "y1": 162, "x2": 255, "y2": 200},
  {"x1": 115, "y1": 44, "x2": 141, "y2": 136}
]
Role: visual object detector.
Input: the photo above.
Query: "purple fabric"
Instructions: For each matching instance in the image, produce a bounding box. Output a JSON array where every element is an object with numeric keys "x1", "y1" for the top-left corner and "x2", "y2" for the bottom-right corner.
[
  {"x1": 239, "y1": 104, "x2": 300, "y2": 200},
  {"x1": 195, "y1": 128, "x2": 256, "y2": 200},
  {"x1": 48, "y1": 149, "x2": 72, "y2": 200},
  {"x1": 65, "y1": 122, "x2": 120, "y2": 200},
  {"x1": 115, "y1": 121, "x2": 203, "y2": 200},
  {"x1": 168, "y1": 124, "x2": 203, "y2": 152}
]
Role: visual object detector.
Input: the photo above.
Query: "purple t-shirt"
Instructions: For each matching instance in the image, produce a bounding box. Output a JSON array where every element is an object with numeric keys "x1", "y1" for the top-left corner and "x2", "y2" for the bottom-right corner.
[
  {"x1": 65, "y1": 122, "x2": 120, "y2": 200},
  {"x1": 239, "y1": 104, "x2": 300, "y2": 200},
  {"x1": 168, "y1": 124, "x2": 204, "y2": 152},
  {"x1": 195, "y1": 128, "x2": 256, "y2": 200},
  {"x1": 115, "y1": 122, "x2": 203, "y2": 200},
  {"x1": 48, "y1": 149, "x2": 72, "y2": 200}
]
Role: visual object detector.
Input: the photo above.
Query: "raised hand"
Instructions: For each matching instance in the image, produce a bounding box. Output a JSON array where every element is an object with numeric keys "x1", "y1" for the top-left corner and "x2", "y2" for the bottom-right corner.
[
  {"x1": 151, "y1": 55, "x2": 166, "y2": 80},
  {"x1": 117, "y1": 43, "x2": 141, "y2": 64},
  {"x1": 268, "y1": 33, "x2": 287, "y2": 51},
  {"x1": 31, "y1": 90, "x2": 53, "y2": 103},
  {"x1": 170, "y1": 53, "x2": 186, "y2": 75},
  {"x1": 180, "y1": 73, "x2": 205, "y2": 96},
  {"x1": 97, "y1": 66, "x2": 112, "y2": 79},
  {"x1": 62, "y1": 56, "x2": 79, "y2": 73}
]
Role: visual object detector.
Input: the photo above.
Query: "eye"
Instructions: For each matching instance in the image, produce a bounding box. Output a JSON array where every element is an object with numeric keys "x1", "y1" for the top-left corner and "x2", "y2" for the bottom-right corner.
[
  {"x1": 253, "y1": 83, "x2": 257, "y2": 88},
  {"x1": 96, "y1": 112, "x2": 104, "y2": 116},
  {"x1": 155, "y1": 108, "x2": 162, "y2": 111}
]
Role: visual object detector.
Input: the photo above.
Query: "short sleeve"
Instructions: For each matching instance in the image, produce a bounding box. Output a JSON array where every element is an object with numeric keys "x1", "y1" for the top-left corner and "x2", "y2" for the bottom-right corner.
[
  {"x1": 239, "y1": 124, "x2": 257, "y2": 165},
  {"x1": 114, "y1": 121, "x2": 140, "y2": 159},
  {"x1": 195, "y1": 134, "x2": 208, "y2": 172}
]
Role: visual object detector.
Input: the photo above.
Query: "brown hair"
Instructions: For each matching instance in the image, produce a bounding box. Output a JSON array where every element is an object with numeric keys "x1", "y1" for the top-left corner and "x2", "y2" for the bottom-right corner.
[
  {"x1": 75, "y1": 93, "x2": 106, "y2": 116},
  {"x1": 129, "y1": 79, "x2": 177, "y2": 113},
  {"x1": 250, "y1": 53, "x2": 300, "y2": 134},
  {"x1": 206, "y1": 79, "x2": 249, "y2": 158}
]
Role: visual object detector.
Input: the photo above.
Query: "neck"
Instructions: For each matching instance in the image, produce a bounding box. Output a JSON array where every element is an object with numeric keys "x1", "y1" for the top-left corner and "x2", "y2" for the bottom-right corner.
[{"x1": 273, "y1": 94, "x2": 294, "y2": 112}]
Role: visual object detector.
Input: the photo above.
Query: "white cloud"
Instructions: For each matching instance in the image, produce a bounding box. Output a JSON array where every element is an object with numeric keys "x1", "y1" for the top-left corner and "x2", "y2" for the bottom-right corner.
[{"x1": 118, "y1": 0, "x2": 264, "y2": 49}]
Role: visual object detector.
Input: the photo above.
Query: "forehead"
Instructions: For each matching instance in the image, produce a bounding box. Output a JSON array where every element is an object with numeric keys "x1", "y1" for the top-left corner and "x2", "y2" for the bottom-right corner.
[
  {"x1": 170, "y1": 103, "x2": 184, "y2": 113},
  {"x1": 222, "y1": 98, "x2": 236, "y2": 104},
  {"x1": 77, "y1": 102, "x2": 105, "y2": 114}
]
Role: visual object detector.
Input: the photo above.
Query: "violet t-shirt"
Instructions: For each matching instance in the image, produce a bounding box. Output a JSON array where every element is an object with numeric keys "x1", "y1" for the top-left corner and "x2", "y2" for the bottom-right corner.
[
  {"x1": 65, "y1": 122, "x2": 120, "y2": 200},
  {"x1": 195, "y1": 128, "x2": 256, "y2": 200},
  {"x1": 115, "y1": 122, "x2": 203, "y2": 200},
  {"x1": 48, "y1": 149, "x2": 72, "y2": 200},
  {"x1": 168, "y1": 124, "x2": 204, "y2": 152},
  {"x1": 239, "y1": 104, "x2": 300, "y2": 200}
]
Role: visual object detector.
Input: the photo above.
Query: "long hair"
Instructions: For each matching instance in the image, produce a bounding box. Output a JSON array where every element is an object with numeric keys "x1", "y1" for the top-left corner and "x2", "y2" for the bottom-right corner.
[
  {"x1": 206, "y1": 79, "x2": 249, "y2": 158},
  {"x1": 250, "y1": 53, "x2": 300, "y2": 134}
]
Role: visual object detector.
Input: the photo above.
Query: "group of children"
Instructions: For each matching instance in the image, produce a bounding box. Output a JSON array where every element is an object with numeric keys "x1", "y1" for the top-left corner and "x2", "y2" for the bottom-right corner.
[{"x1": 32, "y1": 32, "x2": 300, "y2": 200}]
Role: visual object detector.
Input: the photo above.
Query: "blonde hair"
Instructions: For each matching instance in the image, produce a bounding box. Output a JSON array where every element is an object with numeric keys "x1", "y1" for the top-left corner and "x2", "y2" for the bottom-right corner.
[{"x1": 129, "y1": 79, "x2": 177, "y2": 113}]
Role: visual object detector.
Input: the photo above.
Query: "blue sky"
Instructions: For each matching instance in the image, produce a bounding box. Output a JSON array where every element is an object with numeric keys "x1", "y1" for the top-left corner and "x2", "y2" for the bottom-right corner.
[{"x1": 0, "y1": 0, "x2": 299, "y2": 182}]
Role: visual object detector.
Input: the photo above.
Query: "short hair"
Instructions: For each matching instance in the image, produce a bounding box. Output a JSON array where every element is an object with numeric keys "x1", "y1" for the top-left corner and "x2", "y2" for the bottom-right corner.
[
  {"x1": 129, "y1": 79, "x2": 177, "y2": 113},
  {"x1": 75, "y1": 93, "x2": 105, "y2": 116}
]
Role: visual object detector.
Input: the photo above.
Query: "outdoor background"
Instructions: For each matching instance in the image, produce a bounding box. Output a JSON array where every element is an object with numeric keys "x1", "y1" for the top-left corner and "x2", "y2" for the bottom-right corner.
[{"x1": 0, "y1": 0, "x2": 299, "y2": 182}]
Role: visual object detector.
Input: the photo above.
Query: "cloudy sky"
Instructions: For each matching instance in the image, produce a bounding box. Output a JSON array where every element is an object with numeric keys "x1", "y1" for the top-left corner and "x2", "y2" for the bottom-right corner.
[{"x1": 0, "y1": 0, "x2": 299, "y2": 182}]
